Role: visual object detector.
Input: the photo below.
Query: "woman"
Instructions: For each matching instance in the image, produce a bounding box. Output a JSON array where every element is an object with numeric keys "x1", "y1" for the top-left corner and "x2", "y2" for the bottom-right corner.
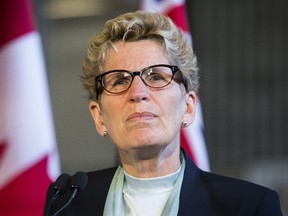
[{"x1": 45, "y1": 11, "x2": 282, "y2": 215}]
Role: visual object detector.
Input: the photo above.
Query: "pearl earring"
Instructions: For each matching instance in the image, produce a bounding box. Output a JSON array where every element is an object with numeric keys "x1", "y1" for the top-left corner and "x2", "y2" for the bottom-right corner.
[
  {"x1": 103, "y1": 131, "x2": 109, "y2": 137},
  {"x1": 181, "y1": 121, "x2": 188, "y2": 127}
]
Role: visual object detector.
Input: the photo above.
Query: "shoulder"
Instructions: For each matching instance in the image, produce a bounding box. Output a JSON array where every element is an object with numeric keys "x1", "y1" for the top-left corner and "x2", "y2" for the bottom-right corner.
[
  {"x1": 86, "y1": 166, "x2": 118, "y2": 183},
  {"x1": 199, "y1": 170, "x2": 276, "y2": 198},
  {"x1": 198, "y1": 170, "x2": 282, "y2": 215},
  {"x1": 180, "y1": 151, "x2": 282, "y2": 215},
  {"x1": 183, "y1": 149, "x2": 279, "y2": 200}
]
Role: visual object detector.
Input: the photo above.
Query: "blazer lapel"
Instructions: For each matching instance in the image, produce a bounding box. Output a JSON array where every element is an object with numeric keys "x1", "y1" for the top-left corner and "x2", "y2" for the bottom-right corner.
[{"x1": 178, "y1": 151, "x2": 202, "y2": 215}]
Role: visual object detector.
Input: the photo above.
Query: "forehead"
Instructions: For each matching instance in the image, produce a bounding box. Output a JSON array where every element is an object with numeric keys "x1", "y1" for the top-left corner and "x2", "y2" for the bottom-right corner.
[{"x1": 103, "y1": 40, "x2": 170, "y2": 71}]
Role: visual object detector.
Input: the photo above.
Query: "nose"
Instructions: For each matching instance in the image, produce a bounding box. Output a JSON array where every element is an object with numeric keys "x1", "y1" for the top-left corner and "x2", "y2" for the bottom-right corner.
[{"x1": 128, "y1": 76, "x2": 150, "y2": 103}]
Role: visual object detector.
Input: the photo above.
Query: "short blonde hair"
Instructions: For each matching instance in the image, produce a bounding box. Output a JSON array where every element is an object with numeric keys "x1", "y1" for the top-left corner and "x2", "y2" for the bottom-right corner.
[{"x1": 82, "y1": 10, "x2": 199, "y2": 101}]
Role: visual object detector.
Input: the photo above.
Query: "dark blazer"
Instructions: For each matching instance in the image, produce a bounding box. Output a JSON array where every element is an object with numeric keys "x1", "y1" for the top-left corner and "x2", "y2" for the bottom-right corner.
[{"x1": 45, "y1": 151, "x2": 282, "y2": 216}]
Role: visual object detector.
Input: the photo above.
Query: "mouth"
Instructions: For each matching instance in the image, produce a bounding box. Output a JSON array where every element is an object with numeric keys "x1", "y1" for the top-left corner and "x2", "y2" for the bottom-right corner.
[{"x1": 127, "y1": 112, "x2": 156, "y2": 122}]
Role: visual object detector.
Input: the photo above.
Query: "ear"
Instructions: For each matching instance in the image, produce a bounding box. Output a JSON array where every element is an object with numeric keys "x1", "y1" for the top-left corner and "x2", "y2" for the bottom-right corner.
[
  {"x1": 182, "y1": 91, "x2": 197, "y2": 127},
  {"x1": 89, "y1": 101, "x2": 107, "y2": 136}
]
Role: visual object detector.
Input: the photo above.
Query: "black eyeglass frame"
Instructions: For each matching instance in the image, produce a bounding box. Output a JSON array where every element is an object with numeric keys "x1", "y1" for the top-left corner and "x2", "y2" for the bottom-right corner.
[{"x1": 95, "y1": 64, "x2": 181, "y2": 95}]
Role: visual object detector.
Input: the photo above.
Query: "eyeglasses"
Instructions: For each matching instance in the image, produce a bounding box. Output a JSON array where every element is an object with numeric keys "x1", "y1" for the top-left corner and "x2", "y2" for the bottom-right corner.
[{"x1": 95, "y1": 64, "x2": 180, "y2": 94}]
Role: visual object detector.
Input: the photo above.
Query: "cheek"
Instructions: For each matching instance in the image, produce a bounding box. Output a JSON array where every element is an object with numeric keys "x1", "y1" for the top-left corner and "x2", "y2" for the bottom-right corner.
[
  {"x1": 160, "y1": 93, "x2": 186, "y2": 121},
  {"x1": 102, "y1": 109, "x2": 118, "y2": 127},
  {"x1": 100, "y1": 100, "x2": 125, "y2": 130}
]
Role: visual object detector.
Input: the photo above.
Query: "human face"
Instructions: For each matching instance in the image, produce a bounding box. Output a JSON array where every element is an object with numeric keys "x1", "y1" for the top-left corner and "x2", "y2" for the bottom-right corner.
[{"x1": 90, "y1": 40, "x2": 196, "y2": 158}]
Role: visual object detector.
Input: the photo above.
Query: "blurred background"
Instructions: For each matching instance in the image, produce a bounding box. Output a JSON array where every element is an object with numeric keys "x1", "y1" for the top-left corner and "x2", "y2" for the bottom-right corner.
[{"x1": 34, "y1": 0, "x2": 287, "y2": 212}]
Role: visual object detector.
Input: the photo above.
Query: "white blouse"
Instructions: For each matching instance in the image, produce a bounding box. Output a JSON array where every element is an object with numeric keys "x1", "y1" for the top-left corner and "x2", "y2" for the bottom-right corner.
[{"x1": 123, "y1": 167, "x2": 181, "y2": 216}]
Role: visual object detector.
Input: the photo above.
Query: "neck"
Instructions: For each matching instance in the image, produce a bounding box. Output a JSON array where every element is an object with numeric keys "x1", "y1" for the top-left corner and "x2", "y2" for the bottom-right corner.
[{"x1": 119, "y1": 145, "x2": 181, "y2": 178}]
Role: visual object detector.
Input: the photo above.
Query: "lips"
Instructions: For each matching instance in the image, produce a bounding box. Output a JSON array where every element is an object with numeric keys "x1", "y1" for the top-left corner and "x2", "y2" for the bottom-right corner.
[{"x1": 127, "y1": 112, "x2": 156, "y2": 122}]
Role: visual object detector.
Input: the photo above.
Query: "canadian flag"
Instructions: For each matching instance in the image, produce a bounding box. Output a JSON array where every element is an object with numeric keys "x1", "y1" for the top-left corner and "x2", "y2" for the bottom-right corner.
[
  {"x1": 140, "y1": 0, "x2": 210, "y2": 171},
  {"x1": 0, "y1": 0, "x2": 60, "y2": 215}
]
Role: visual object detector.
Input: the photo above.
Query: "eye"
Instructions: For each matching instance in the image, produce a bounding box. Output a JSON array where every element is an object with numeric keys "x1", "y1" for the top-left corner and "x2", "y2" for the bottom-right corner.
[
  {"x1": 105, "y1": 72, "x2": 132, "y2": 89},
  {"x1": 112, "y1": 76, "x2": 131, "y2": 86},
  {"x1": 147, "y1": 72, "x2": 165, "y2": 81},
  {"x1": 145, "y1": 67, "x2": 170, "y2": 83}
]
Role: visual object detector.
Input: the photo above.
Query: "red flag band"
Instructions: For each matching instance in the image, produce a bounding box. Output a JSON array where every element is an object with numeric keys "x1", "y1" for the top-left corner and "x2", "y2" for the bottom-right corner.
[{"x1": 0, "y1": 0, "x2": 60, "y2": 215}]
